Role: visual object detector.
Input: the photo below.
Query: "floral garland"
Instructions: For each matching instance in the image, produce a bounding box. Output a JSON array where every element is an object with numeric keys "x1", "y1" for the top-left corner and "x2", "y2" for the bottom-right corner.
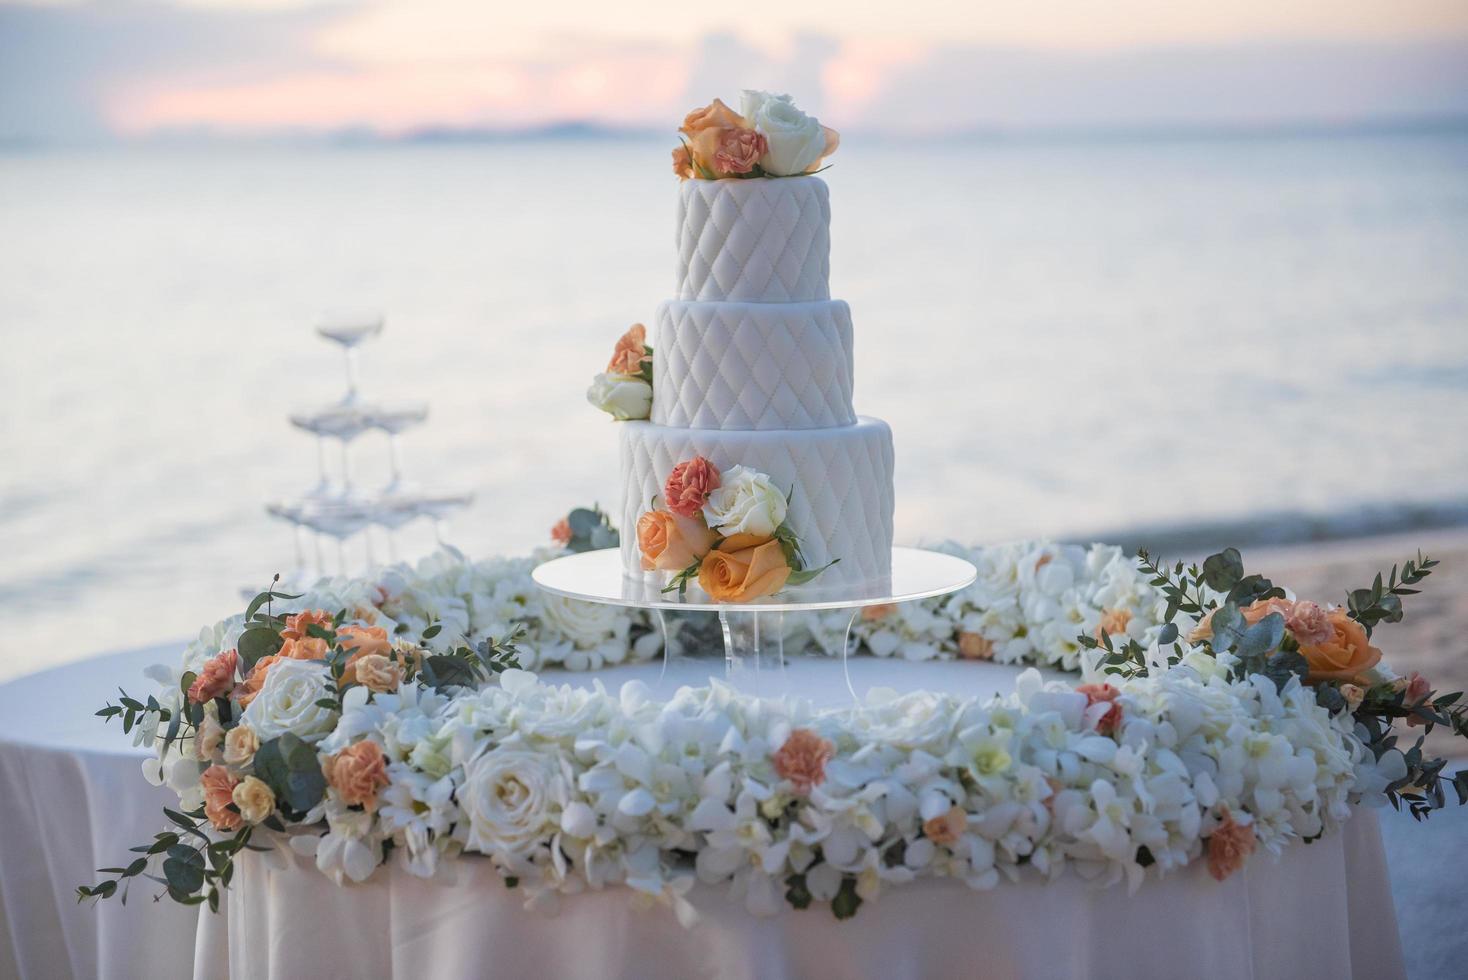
[{"x1": 80, "y1": 540, "x2": 1467, "y2": 923}]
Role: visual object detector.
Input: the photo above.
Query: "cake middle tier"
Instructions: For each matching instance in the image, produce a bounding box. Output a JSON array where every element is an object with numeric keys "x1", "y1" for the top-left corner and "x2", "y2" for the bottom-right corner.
[
  {"x1": 618, "y1": 417, "x2": 895, "y2": 597},
  {"x1": 651, "y1": 299, "x2": 856, "y2": 430}
]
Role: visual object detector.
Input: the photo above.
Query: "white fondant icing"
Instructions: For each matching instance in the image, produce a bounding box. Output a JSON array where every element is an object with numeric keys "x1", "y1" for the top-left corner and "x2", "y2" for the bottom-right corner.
[
  {"x1": 618, "y1": 418, "x2": 894, "y2": 596},
  {"x1": 676, "y1": 177, "x2": 831, "y2": 303},
  {"x1": 651, "y1": 299, "x2": 855, "y2": 431}
]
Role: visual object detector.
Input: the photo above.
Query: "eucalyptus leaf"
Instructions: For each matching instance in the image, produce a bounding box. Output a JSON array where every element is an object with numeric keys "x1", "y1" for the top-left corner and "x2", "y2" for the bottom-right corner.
[
  {"x1": 237, "y1": 627, "x2": 283, "y2": 671},
  {"x1": 1201, "y1": 549, "x2": 1244, "y2": 591},
  {"x1": 253, "y1": 733, "x2": 326, "y2": 813}
]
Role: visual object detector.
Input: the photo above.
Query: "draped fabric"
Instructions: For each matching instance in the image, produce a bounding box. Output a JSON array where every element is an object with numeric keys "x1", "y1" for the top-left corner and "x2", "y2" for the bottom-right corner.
[{"x1": 1, "y1": 647, "x2": 1406, "y2": 980}]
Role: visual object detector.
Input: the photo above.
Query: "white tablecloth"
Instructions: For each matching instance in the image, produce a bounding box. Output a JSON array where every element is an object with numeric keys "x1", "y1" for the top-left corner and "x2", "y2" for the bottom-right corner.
[{"x1": 1, "y1": 647, "x2": 1408, "y2": 980}]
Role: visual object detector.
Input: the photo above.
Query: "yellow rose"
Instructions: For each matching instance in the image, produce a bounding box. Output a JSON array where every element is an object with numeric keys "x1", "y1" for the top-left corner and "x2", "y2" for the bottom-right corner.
[
  {"x1": 638, "y1": 510, "x2": 717, "y2": 572},
  {"x1": 231, "y1": 775, "x2": 276, "y2": 824},
  {"x1": 697, "y1": 533, "x2": 791, "y2": 603},
  {"x1": 1298, "y1": 608, "x2": 1382, "y2": 683}
]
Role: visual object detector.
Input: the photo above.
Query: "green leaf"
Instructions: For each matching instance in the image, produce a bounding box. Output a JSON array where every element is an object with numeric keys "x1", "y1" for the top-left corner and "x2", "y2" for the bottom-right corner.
[
  {"x1": 237, "y1": 627, "x2": 283, "y2": 671},
  {"x1": 1236, "y1": 612, "x2": 1286, "y2": 661},
  {"x1": 422, "y1": 655, "x2": 480, "y2": 692},
  {"x1": 787, "y1": 559, "x2": 838, "y2": 587},
  {"x1": 784, "y1": 873, "x2": 813, "y2": 910},
  {"x1": 421, "y1": 622, "x2": 443, "y2": 640},
  {"x1": 253, "y1": 733, "x2": 327, "y2": 813},
  {"x1": 163, "y1": 845, "x2": 205, "y2": 895},
  {"x1": 831, "y1": 877, "x2": 863, "y2": 920},
  {"x1": 1201, "y1": 549, "x2": 1244, "y2": 591}
]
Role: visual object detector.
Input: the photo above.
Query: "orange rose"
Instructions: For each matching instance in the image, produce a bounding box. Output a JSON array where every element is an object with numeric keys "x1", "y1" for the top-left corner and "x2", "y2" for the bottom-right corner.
[
  {"x1": 233, "y1": 654, "x2": 279, "y2": 708},
  {"x1": 1298, "y1": 607, "x2": 1382, "y2": 683},
  {"x1": 323, "y1": 740, "x2": 390, "y2": 811},
  {"x1": 772, "y1": 728, "x2": 833, "y2": 795},
  {"x1": 338, "y1": 625, "x2": 393, "y2": 687},
  {"x1": 672, "y1": 143, "x2": 694, "y2": 180},
  {"x1": 922, "y1": 805, "x2": 967, "y2": 846},
  {"x1": 188, "y1": 649, "x2": 239, "y2": 703},
  {"x1": 201, "y1": 764, "x2": 242, "y2": 831},
  {"x1": 637, "y1": 510, "x2": 716, "y2": 572},
  {"x1": 957, "y1": 631, "x2": 995, "y2": 660},
  {"x1": 550, "y1": 517, "x2": 572, "y2": 547},
  {"x1": 279, "y1": 635, "x2": 329, "y2": 660},
  {"x1": 607, "y1": 323, "x2": 649, "y2": 376},
  {"x1": 679, "y1": 98, "x2": 743, "y2": 136},
  {"x1": 1206, "y1": 806, "x2": 1256, "y2": 882},
  {"x1": 282, "y1": 609, "x2": 333, "y2": 642},
  {"x1": 697, "y1": 533, "x2": 791, "y2": 603},
  {"x1": 862, "y1": 603, "x2": 897, "y2": 622}
]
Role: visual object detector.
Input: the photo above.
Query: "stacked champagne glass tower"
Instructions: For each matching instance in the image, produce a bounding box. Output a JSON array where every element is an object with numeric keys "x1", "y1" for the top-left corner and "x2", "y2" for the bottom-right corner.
[{"x1": 266, "y1": 313, "x2": 473, "y2": 578}]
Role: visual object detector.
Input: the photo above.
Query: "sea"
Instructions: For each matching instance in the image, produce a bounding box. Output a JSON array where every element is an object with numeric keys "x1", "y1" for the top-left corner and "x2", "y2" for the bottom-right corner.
[{"x1": 3, "y1": 129, "x2": 1467, "y2": 678}]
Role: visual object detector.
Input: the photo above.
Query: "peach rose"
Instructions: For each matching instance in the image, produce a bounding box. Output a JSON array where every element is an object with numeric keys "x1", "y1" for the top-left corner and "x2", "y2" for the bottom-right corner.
[
  {"x1": 713, "y1": 127, "x2": 767, "y2": 176},
  {"x1": 233, "y1": 655, "x2": 279, "y2": 708},
  {"x1": 672, "y1": 143, "x2": 694, "y2": 180},
  {"x1": 194, "y1": 713, "x2": 225, "y2": 762},
  {"x1": 1403, "y1": 671, "x2": 1435, "y2": 727},
  {"x1": 679, "y1": 98, "x2": 743, "y2": 136},
  {"x1": 338, "y1": 625, "x2": 393, "y2": 687},
  {"x1": 607, "y1": 323, "x2": 649, "y2": 376},
  {"x1": 1298, "y1": 607, "x2": 1382, "y2": 683},
  {"x1": 957, "y1": 631, "x2": 995, "y2": 660},
  {"x1": 1206, "y1": 807, "x2": 1256, "y2": 882},
  {"x1": 223, "y1": 724, "x2": 260, "y2": 767},
  {"x1": 353, "y1": 653, "x2": 403, "y2": 694},
  {"x1": 820, "y1": 125, "x2": 840, "y2": 162},
  {"x1": 1077, "y1": 682, "x2": 1124, "y2": 736},
  {"x1": 231, "y1": 775, "x2": 275, "y2": 824},
  {"x1": 923, "y1": 805, "x2": 967, "y2": 846},
  {"x1": 324, "y1": 740, "x2": 390, "y2": 811},
  {"x1": 188, "y1": 649, "x2": 239, "y2": 703},
  {"x1": 772, "y1": 728, "x2": 834, "y2": 795},
  {"x1": 283, "y1": 608, "x2": 333, "y2": 640},
  {"x1": 663, "y1": 457, "x2": 720, "y2": 519},
  {"x1": 279, "y1": 635, "x2": 329, "y2": 661},
  {"x1": 698, "y1": 534, "x2": 792, "y2": 603},
  {"x1": 862, "y1": 603, "x2": 897, "y2": 622},
  {"x1": 1340, "y1": 684, "x2": 1366, "y2": 710},
  {"x1": 1094, "y1": 608, "x2": 1132, "y2": 643},
  {"x1": 638, "y1": 510, "x2": 717, "y2": 572},
  {"x1": 550, "y1": 517, "x2": 572, "y2": 547},
  {"x1": 201, "y1": 764, "x2": 242, "y2": 831}
]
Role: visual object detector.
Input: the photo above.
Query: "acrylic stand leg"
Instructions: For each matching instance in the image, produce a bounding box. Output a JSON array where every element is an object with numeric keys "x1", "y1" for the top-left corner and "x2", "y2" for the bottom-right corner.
[
  {"x1": 719, "y1": 610, "x2": 785, "y2": 697},
  {"x1": 839, "y1": 608, "x2": 861, "y2": 703}
]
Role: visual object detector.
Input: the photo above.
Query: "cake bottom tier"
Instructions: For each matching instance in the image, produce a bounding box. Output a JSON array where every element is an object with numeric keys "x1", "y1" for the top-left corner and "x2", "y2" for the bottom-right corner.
[{"x1": 618, "y1": 418, "x2": 895, "y2": 599}]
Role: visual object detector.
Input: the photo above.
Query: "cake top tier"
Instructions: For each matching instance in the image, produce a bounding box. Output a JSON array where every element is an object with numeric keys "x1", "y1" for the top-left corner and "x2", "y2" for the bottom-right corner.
[{"x1": 676, "y1": 176, "x2": 831, "y2": 303}]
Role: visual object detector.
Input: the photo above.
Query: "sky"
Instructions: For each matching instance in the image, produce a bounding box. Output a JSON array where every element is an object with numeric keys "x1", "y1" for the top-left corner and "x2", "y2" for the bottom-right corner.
[{"x1": 2, "y1": 0, "x2": 1467, "y2": 142}]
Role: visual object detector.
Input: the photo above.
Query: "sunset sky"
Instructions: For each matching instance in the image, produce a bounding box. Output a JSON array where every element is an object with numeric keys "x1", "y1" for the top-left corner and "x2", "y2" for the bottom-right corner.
[{"x1": 3, "y1": 0, "x2": 1467, "y2": 141}]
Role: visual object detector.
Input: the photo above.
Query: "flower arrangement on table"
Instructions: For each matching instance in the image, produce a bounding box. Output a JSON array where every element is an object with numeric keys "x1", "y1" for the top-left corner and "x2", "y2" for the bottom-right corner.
[
  {"x1": 637, "y1": 456, "x2": 835, "y2": 601},
  {"x1": 673, "y1": 91, "x2": 838, "y2": 181},
  {"x1": 79, "y1": 533, "x2": 1468, "y2": 924}
]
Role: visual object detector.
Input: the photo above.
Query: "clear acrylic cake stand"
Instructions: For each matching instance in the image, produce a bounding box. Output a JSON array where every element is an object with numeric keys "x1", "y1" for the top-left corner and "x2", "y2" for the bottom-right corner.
[{"x1": 532, "y1": 547, "x2": 977, "y2": 699}]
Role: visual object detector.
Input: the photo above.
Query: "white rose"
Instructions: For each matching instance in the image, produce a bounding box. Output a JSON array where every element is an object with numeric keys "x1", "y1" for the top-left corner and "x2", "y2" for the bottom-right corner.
[
  {"x1": 539, "y1": 594, "x2": 623, "y2": 649},
  {"x1": 460, "y1": 747, "x2": 565, "y2": 858},
  {"x1": 239, "y1": 657, "x2": 339, "y2": 743},
  {"x1": 739, "y1": 89, "x2": 790, "y2": 123},
  {"x1": 586, "y1": 372, "x2": 652, "y2": 421},
  {"x1": 751, "y1": 97, "x2": 827, "y2": 177},
  {"x1": 702, "y1": 465, "x2": 788, "y2": 537}
]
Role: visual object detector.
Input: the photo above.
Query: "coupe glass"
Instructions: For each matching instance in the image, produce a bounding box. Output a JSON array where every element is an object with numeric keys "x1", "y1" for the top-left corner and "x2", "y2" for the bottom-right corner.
[{"x1": 315, "y1": 310, "x2": 384, "y2": 405}]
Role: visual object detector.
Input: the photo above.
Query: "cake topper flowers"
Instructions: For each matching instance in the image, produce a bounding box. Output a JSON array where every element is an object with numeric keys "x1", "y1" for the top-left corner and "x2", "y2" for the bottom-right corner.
[
  {"x1": 673, "y1": 91, "x2": 839, "y2": 180},
  {"x1": 637, "y1": 455, "x2": 836, "y2": 600},
  {"x1": 587, "y1": 323, "x2": 653, "y2": 420}
]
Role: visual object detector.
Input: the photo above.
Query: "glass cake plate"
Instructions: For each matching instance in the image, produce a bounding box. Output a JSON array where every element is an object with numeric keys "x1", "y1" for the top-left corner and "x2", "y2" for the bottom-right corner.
[{"x1": 533, "y1": 547, "x2": 977, "y2": 698}]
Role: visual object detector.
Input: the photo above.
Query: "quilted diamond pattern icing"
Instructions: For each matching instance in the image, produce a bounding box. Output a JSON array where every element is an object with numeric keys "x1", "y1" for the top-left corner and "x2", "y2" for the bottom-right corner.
[
  {"x1": 676, "y1": 177, "x2": 831, "y2": 303},
  {"x1": 652, "y1": 300, "x2": 856, "y2": 430},
  {"x1": 618, "y1": 419, "x2": 894, "y2": 597}
]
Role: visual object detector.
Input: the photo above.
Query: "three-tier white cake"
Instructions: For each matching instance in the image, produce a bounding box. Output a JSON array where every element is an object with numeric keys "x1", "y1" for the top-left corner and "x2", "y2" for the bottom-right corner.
[{"x1": 617, "y1": 175, "x2": 895, "y2": 598}]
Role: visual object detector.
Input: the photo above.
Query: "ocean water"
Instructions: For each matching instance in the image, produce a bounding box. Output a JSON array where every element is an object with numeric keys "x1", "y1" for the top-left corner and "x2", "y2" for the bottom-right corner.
[{"x1": 3, "y1": 131, "x2": 1467, "y2": 678}]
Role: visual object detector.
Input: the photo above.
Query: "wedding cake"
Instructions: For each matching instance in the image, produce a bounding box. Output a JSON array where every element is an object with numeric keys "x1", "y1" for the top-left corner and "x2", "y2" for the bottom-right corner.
[{"x1": 588, "y1": 92, "x2": 894, "y2": 602}]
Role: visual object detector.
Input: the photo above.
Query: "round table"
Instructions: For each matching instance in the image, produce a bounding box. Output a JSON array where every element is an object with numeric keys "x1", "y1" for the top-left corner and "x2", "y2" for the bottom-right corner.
[{"x1": 0, "y1": 647, "x2": 1408, "y2": 980}]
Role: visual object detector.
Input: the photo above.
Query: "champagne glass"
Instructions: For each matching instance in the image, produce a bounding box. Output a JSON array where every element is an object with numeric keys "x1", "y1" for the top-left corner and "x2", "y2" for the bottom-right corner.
[{"x1": 315, "y1": 310, "x2": 383, "y2": 405}]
